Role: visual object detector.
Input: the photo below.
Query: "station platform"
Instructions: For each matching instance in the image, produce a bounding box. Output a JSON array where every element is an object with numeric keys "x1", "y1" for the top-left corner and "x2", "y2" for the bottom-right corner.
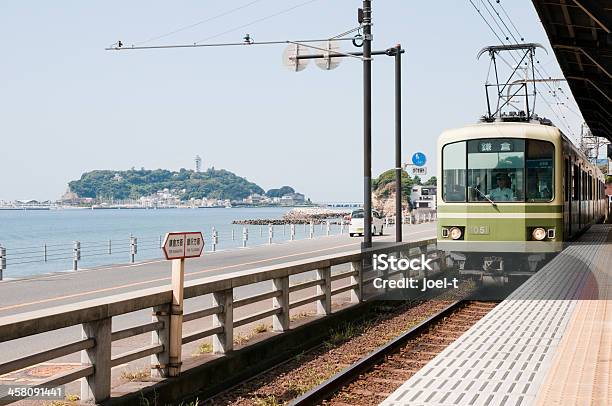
[{"x1": 381, "y1": 224, "x2": 612, "y2": 406}]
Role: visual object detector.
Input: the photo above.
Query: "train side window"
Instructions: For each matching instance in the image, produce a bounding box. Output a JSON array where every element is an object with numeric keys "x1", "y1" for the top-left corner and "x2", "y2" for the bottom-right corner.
[
  {"x1": 564, "y1": 158, "x2": 570, "y2": 202},
  {"x1": 442, "y1": 141, "x2": 466, "y2": 202},
  {"x1": 526, "y1": 140, "x2": 554, "y2": 201},
  {"x1": 572, "y1": 165, "x2": 579, "y2": 200}
]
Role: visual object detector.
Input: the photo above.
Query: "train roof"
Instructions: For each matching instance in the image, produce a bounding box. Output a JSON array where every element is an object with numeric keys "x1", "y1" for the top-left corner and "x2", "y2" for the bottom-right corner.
[
  {"x1": 437, "y1": 120, "x2": 605, "y2": 180},
  {"x1": 437, "y1": 120, "x2": 561, "y2": 145}
]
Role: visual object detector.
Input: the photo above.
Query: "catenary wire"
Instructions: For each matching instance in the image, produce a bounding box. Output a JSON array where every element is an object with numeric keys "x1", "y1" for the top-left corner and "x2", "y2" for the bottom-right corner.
[
  {"x1": 132, "y1": 0, "x2": 267, "y2": 46},
  {"x1": 195, "y1": 0, "x2": 321, "y2": 44}
]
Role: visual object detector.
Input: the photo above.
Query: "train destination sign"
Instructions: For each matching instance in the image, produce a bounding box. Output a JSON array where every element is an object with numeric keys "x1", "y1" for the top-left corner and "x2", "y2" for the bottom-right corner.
[
  {"x1": 162, "y1": 232, "x2": 204, "y2": 260},
  {"x1": 478, "y1": 140, "x2": 515, "y2": 153}
]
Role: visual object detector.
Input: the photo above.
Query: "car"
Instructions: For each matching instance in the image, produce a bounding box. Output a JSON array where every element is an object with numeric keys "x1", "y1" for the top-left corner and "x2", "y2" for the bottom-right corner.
[{"x1": 348, "y1": 209, "x2": 384, "y2": 237}]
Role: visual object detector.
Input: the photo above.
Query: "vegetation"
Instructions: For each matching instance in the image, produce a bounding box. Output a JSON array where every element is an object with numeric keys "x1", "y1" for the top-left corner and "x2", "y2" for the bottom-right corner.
[
  {"x1": 265, "y1": 186, "x2": 295, "y2": 198},
  {"x1": 424, "y1": 175, "x2": 437, "y2": 186},
  {"x1": 195, "y1": 342, "x2": 212, "y2": 354},
  {"x1": 372, "y1": 169, "x2": 415, "y2": 197},
  {"x1": 68, "y1": 168, "x2": 271, "y2": 201}
]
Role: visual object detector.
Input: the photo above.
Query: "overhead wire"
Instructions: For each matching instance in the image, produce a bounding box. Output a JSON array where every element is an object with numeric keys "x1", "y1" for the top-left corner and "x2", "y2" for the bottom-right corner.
[
  {"x1": 490, "y1": 1, "x2": 582, "y2": 128},
  {"x1": 468, "y1": 0, "x2": 582, "y2": 138},
  {"x1": 132, "y1": 0, "x2": 267, "y2": 46},
  {"x1": 195, "y1": 0, "x2": 321, "y2": 44}
]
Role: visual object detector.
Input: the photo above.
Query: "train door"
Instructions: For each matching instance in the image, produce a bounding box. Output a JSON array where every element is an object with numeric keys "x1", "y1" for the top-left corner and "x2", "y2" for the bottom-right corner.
[
  {"x1": 580, "y1": 170, "x2": 584, "y2": 228},
  {"x1": 573, "y1": 164, "x2": 580, "y2": 233},
  {"x1": 588, "y1": 173, "x2": 593, "y2": 224},
  {"x1": 564, "y1": 157, "x2": 571, "y2": 238}
]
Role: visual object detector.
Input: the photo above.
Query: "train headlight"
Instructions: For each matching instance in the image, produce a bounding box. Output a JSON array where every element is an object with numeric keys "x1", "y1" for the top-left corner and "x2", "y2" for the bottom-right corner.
[
  {"x1": 450, "y1": 227, "x2": 462, "y2": 240},
  {"x1": 532, "y1": 227, "x2": 546, "y2": 241}
]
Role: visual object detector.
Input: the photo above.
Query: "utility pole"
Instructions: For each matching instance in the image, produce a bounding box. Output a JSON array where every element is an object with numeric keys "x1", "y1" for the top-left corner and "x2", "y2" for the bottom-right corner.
[
  {"x1": 362, "y1": 0, "x2": 373, "y2": 248},
  {"x1": 394, "y1": 44, "x2": 402, "y2": 243}
]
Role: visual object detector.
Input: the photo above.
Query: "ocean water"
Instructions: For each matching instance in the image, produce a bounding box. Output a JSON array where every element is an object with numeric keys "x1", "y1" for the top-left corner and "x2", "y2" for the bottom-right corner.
[{"x1": 0, "y1": 208, "x2": 343, "y2": 278}]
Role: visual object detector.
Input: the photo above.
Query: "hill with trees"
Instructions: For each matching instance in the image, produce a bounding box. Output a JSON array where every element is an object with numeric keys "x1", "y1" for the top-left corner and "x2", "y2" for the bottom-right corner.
[{"x1": 68, "y1": 168, "x2": 276, "y2": 201}]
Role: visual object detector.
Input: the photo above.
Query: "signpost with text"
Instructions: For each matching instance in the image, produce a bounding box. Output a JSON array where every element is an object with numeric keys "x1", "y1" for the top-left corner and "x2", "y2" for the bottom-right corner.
[{"x1": 160, "y1": 232, "x2": 204, "y2": 376}]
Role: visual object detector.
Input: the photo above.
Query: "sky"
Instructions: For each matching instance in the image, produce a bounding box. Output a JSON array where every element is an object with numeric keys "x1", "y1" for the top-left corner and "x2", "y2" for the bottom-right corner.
[{"x1": 0, "y1": 1, "x2": 584, "y2": 202}]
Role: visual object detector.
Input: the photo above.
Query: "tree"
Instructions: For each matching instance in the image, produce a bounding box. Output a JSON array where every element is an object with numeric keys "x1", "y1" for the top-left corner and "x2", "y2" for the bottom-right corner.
[
  {"x1": 266, "y1": 186, "x2": 295, "y2": 198},
  {"x1": 372, "y1": 169, "x2": 414, "y2": 197},
  {"x1": 424, "y1": 176, "x2": 437, "y2": 186},
  {"x1": 68, "y1": 168, "x2": 268, "y2": 201},
  {"x1": 413, "y1": 176, "x2": 422, "y2": 186}
]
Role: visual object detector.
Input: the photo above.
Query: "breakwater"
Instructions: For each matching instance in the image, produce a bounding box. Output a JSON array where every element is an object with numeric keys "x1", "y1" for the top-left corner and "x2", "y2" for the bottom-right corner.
[{"x1": 233, "y1": 207, "x2": 351, "y2": 225}]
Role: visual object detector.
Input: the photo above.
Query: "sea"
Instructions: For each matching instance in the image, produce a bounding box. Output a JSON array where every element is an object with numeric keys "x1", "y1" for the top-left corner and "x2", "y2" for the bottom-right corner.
[{"x1": 0, "y1": 207, "x2": 343, "y2": 279}]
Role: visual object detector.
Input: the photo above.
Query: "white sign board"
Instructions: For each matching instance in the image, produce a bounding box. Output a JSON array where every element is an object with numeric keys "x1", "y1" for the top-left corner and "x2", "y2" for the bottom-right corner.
[
  {"x1": 412, "y1": 167, "x2": 427, "y2": 176},
  {"x1": 162, "y1": 232, "x2": 204, "y2": 260}
]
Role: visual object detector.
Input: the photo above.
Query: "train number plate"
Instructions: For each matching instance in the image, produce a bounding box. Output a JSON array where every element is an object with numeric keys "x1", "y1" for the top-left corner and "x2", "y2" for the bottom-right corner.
[{"x1": 469, "y1": 225, "x2": 490, "y2": 235}]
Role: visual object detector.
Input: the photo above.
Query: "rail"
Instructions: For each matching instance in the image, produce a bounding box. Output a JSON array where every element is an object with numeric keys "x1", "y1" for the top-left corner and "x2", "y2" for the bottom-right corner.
[{"x1": 0, "y1": 238, "x2": 441, "y2": 404}]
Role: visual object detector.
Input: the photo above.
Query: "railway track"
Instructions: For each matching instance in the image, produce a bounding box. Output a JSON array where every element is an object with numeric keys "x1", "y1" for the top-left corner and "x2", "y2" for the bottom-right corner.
[{"x1": 290, "y1": 301, "x2": 497, "y2": 406}]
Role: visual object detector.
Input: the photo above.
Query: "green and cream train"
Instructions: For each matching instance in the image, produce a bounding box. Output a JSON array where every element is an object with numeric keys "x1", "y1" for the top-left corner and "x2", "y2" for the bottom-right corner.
[{"x1": 436, "y1": 117, "x2": 607, "y2": 280}]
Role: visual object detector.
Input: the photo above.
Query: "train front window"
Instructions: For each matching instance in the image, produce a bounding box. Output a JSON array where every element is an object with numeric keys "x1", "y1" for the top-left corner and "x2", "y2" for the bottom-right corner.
[
  {"x1": 526, "y1": 140, "x2": 554, "y2": 201},
  {"x1": 467, "y1": 139, "x2": 525, "y2": 202},
  {"x1": 442, "y1": 141, "x2": 466, "y2": 202}
]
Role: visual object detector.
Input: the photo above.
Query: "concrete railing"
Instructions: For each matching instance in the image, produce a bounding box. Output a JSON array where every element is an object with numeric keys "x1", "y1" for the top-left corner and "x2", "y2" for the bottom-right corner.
[{"x1": 0, "y1": 238, "x2": 439, "y2": 404}]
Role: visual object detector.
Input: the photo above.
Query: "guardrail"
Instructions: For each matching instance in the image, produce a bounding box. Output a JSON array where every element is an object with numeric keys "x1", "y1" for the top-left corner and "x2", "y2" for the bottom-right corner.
[
  {"x1": 0, "y1": 238, "x2": 441, "y2": 404},
  {"x1": 0, "y1": 212, "x2": 437, "y2": 280}
]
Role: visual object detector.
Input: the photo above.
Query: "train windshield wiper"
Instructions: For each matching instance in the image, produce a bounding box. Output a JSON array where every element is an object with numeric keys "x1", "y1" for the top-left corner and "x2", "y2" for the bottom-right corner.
[{"x1": 473, "y1": 186, "x2": 497, "y2": 206}]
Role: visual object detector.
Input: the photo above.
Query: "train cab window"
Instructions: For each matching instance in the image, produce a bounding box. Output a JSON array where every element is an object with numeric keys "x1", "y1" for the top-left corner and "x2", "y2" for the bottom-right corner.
[
  {"x1": 466, "y1": 139, "x2": 524, "y2": 202},
  {"x1": 526, "y1": 140, "x2": 554, "y2": 201},
  {"x1": 442, "y1": 141, "x2": 466, "y2": 202}
]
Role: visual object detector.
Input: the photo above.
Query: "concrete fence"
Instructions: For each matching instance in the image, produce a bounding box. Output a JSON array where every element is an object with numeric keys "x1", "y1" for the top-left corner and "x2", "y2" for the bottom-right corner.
[{"x1": 0, "y1": 238, "x2": 441, "y2": 404}]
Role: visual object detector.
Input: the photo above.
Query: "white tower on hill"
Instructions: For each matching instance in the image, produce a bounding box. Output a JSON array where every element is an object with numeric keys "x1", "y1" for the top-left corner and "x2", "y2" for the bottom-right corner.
[{"x1": 195, "y1": 155, "x2": 202, "y2": 173}]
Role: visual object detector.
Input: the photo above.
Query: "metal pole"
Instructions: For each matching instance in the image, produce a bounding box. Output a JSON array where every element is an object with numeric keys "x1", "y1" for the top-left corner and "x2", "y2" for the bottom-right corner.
[
  {"x1": 394, "y1": 44, "x2": 402, "y2": 243},
  {"x1": 44, "y1": 244, "x2": 47, "y2": 262},
  {"x1": 242, "y1": 226, "x2": 248, "y2": 247},
  {"x1": 363, "y1": 0, "x2": 373, "y2": 248},
  {"x1": 0, "y1": 247, "x2": 5, "y2": 280},
  {"x1": 108, "y1": 239, "x2": 112, "y2": 255},
  {"x1": 73, "y1": 241, "x2": 80, "y2": 271},
  {"x1": 130, "y1": 236, "x2": 137, "y2": 263}
]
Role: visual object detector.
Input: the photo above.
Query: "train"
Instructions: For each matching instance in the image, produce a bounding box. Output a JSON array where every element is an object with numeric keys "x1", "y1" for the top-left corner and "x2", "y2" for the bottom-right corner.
[{"x1": 436, "y1": 115, "x2": 607, "y2": 283}]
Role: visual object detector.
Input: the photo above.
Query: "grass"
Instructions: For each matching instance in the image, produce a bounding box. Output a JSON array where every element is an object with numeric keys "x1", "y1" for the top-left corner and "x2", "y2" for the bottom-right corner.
[
  {"x1": 121, "y1": 368, "x2": 150, "y2": 381},
  {"x1": 176, "y1": 399, "x2": 200, "y2": 406},
  {"x1": 233, "y1": 322, "x2": 272, "y2": 346},
  {"x1": 195, "y1": 342, "x2": 213, "y2": 354},
  {"x1": 289, "y1": 310, "x2": 314, "y2": 322},
  {"x1": 324, "y1": 321, "x2": 363, "y2": 349},
  {"x1": 252, "y1": 395, "x2": 281, "y2": 406},
  {"x1": 254, "y1": 323, "x2": 269, "y2": 333}
]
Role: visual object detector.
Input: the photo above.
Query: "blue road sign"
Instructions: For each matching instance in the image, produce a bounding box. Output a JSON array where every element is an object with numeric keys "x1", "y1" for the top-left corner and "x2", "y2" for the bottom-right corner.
[{"x1": 411, "y1": 152, "x2": 426, "y2": 167}]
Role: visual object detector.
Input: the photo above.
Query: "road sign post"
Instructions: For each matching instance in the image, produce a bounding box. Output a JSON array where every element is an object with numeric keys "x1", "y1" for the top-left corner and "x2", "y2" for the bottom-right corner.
[{"x1": 160, "y1": 232, "x2": 204, "y2": 377}]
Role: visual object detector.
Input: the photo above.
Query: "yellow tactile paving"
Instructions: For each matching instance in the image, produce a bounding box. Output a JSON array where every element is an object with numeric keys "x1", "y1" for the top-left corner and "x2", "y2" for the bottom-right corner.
[{"x1": 535, "y1": 228, "x2": 612, "y2": 406}]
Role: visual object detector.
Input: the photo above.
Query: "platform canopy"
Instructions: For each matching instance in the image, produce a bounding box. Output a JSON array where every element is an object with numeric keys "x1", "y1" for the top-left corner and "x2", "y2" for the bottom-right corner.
[{"x1": 532, "y1": 0, "x2": 612, "y2": 142}]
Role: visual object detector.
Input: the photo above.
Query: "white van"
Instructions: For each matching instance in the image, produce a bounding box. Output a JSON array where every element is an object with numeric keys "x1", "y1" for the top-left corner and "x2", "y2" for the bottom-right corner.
[{"x1": 349, "y1": 209, "x2": 384, "y2": 237}]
